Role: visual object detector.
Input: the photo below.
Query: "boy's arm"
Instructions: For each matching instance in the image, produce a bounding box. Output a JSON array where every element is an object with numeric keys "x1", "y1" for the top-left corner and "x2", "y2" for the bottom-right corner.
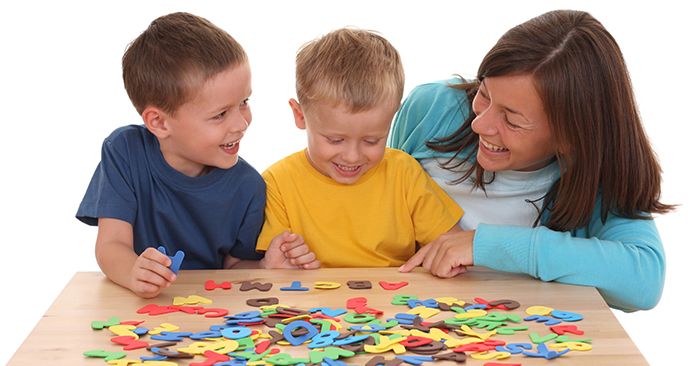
[
  {"x1": 405, "y1": 155, "x2": 464, "y2": 245},
  {"x1": 255, "y1": 170, "x2": 289, "y2": 251},
  {"x1": 253, "y1": 168, "x2": 318, "y2": 269},
  {"x1": 223, "y1": 171, "x2": 317, "y2": 269},
  {"x1": 96, "y1": 218, "x2": 175, "y2": 298}
]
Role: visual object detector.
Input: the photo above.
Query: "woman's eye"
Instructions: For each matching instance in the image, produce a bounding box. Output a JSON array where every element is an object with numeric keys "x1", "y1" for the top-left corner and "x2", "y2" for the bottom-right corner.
[
  {"x1": 473, "y1": 94, "x2": 489, "y2": 113},
  {"x1": 504, "y1": 116, "x2": 520, "y2": 129}
]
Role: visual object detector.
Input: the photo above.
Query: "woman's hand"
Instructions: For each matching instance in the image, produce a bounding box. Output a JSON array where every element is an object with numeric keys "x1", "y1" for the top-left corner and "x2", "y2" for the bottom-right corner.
[{"x1": 399, "y1": 229, "x2": 475, "y2": 278}]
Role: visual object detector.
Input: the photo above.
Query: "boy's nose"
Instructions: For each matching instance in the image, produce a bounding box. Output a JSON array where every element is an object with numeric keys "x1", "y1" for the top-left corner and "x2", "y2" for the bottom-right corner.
[
  {"x1": 229, "y1": 114, "x2": 249, "y2": 133},
  {"x1": 341, "y1": 144, "x2": 361, "y2": 163}
]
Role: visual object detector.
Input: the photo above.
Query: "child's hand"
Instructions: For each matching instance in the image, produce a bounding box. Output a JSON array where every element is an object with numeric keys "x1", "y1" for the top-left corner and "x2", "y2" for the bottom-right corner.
[
  {"x1": 129, "y1": 247, "x2": 176, "y2": 298},
  {"x1": 262, "y1": 231, "x2": 320, "y2": 269},
  {"x1": 281, "y1": 232, "x2": 320, "y2": 269},
  {"x1": 399, "y1": 230, "x2": 475, "y2": 278}
]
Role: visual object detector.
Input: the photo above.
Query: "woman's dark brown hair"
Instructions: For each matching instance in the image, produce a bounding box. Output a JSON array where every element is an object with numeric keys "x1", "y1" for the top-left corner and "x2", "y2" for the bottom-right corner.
[{"x1": 429, "y1": 10, "x2": 674, "y2": 231}]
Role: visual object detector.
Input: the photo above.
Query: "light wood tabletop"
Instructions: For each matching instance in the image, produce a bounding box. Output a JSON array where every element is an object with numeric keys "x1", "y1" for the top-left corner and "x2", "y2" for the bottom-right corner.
[{"x1": 9, "y1": 267, "x2": 647, "y2": 365}]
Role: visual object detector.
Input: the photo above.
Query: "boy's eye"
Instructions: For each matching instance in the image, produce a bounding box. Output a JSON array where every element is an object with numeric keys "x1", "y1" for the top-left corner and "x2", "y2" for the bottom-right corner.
[
  {"x1": 326, "y1": 137, "x2": 343, "y2": 144},
  {"x1": 364, "y1": 139, "x2": 380, "y2": 145},
  {"x1": 213, "y1": 111, "x2": 227, "y2": 120},
  {"x1": 240, "y1": 98, "x2": 250, "y2": 107}
]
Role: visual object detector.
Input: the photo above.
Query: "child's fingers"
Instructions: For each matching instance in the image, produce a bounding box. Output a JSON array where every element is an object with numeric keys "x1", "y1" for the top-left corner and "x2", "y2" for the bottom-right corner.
[
  {"x1": 289, "y1": 251, "x2": 317, "y2": 266},
  {"x1": 301, "y1": 259, "x2": 321, "y2": 270},
  {"x1": 138, "y1": 268, "x2": 172, "y2": 288},
  {"x1": 132, "y1": 261, "x2": 172, "y2": 287},
  {"x1": 131, "y1": 279, "x2": 163, "y2": 299},
  {"x1": 142, "y1": 247, "x2": 172, "y2": 267},
  {"x1": 281, "y1": 234, "x2": 305, "y2": 251},
  {"x1": 138, "y1": 282, "x2": 166, "y2": 298},
  {"x1": 284, "y1": 243, "x2": 311, "y2": 259},
  {"x1": 130, "y1": 264, "x2": 171, "y2": 298},
  {"x1": 274, "y1": 231, "x2": 299, "y2": 248},
  {"x1": 282, "y1": 231, "x2": 299, "y2": 242},
  {"x1": 269, "y1": 231, "x2": 302, "y2": 255},
  {"x1": 139, "y1": 250, "x2": 176, "y2": 282}
]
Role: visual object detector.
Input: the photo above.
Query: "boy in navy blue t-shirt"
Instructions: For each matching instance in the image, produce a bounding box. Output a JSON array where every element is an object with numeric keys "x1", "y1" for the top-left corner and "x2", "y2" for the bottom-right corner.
[{"x1": 77, "y1": 12, "x2": 318, "y2": 298}]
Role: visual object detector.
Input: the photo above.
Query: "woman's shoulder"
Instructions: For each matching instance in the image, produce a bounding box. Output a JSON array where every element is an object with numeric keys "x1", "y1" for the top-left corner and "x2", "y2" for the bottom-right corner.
[
  {"x1": 405, "y1": 77, "x2": 470, "y2": 108},
  {"x1": 389, "y1": 78, "x2": 472, "y2": 160}
]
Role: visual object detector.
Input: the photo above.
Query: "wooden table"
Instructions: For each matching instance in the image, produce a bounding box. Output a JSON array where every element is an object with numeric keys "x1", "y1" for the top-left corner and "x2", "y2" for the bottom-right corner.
[{"x1": 9, "y1": 267, "x2": 647, "y2": 365}]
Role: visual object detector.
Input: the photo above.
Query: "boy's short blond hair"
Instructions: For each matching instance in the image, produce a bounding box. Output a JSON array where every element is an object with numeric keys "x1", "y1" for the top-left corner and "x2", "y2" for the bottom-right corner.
[
  {"x1": 295, "y1": 28, "x2": 404, "y2": 112},
  {"x1": 122, "y1": 12, "x2": 247, "y2": 115}
]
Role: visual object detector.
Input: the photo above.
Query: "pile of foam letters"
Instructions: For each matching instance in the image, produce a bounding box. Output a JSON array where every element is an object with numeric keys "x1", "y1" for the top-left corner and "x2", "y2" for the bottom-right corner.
[{"x1": 85, "y1": 279, "x2": 592, "y2": 365}]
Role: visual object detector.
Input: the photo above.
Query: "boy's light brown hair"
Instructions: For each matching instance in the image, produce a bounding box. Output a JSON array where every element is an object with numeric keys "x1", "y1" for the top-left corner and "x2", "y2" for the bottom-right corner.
[
  {"x1": 295, "y1": 28, "x2": 404, "y2": 112},
  {"x1": 122, "y1": 12, "x2": 247, "y2": 115}
]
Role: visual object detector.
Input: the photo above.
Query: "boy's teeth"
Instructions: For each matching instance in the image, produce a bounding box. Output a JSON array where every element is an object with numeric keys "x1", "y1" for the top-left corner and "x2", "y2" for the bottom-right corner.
[{"x1": 336, "y1": 164, "x2": 358, "y2": 171}]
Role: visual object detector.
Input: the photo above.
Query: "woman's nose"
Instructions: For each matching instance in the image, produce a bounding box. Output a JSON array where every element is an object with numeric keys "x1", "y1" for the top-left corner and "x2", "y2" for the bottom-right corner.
[{"x1": 471, "y1": 110, "x2": 499, "y2": 136}]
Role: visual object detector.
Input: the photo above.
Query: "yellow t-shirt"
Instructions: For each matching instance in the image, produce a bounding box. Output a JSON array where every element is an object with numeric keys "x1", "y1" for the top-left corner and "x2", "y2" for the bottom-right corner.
[{"x1": 256, "y1": 148, "x2": 463, "y2": 267}]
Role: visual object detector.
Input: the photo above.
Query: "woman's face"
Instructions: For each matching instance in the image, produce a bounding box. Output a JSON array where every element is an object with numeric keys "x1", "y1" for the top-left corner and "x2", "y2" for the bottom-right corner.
[{"x1": 471, "y1": 74, "x2": 557, "y2": 172}]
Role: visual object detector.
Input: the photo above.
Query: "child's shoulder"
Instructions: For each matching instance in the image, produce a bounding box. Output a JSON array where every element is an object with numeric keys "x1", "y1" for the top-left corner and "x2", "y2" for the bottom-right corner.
[
  {"x1": 384, "y1": 148, "x2": 422, "y2": 165},
  {"x1": 263, "y1": 150, "x2": 305, "y2": 175},
  {"x1": 105, "y1": 124, "x2": 147, "y2": 139},
  {"x1": 380, "y1": 148, "x2": 428, "y2": 178},
  {"x1": 102, "y1": 124, "x2": 151, "y2": 148},
  {"x1": 232, "y1": 157, "x2": 265, "y2": 184}
]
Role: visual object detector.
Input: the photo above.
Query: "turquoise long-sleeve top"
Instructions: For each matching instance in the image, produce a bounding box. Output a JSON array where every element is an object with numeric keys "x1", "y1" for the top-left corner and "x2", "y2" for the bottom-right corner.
[{"x1": 389, "y1": 79, "x2": 665, "y2": 312}]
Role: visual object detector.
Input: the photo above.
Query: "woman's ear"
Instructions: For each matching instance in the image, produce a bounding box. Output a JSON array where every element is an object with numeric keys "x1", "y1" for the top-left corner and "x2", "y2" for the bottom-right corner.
[
  {"x1": 142, "y1": 106, "x2": 171, "y2": 139},
  {"x1": 289, "y1": 98, "x2": 306, "y2": 130}
]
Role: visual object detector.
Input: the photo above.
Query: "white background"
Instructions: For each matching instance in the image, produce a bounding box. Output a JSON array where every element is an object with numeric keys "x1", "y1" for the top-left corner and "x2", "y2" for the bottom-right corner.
[{"x1": 1, "y1": 1, "x2": 688, "y2": 365}]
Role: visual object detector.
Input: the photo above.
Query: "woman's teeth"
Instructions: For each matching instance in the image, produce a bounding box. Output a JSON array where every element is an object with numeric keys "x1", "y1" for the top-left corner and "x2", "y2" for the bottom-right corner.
[{"x1": 482, "y1": 140, "x2": 508, "y2": 152}]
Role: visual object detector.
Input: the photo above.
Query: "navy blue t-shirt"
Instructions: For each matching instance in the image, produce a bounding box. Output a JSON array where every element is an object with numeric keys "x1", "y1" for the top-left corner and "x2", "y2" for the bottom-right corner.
[{"x1": 77, "y1": 125, "x2": 265, "y2": 269}]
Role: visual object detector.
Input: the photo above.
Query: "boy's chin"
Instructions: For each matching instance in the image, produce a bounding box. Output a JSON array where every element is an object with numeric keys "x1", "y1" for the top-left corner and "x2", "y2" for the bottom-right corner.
[
  {"x1": 217, "y1": 157, "x2": 240, "y2": 170},
  {"x1": 330, "y1": 169, "x2": 368, "y2": 185}
]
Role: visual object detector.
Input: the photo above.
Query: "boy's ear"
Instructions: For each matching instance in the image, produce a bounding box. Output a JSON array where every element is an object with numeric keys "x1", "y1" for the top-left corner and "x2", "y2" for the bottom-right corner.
[
  {"x1": 142, "y1": 106, "x2": 171, "y2": 139},
  {"x1": 289, "y1": 98, "x2": 306, "y2": 130}
]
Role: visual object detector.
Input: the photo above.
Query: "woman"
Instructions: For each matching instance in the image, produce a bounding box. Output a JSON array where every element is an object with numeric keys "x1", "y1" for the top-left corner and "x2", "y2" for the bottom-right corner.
[{"x1": 392, "y1": 10, "x2": 673, "y2": 311}]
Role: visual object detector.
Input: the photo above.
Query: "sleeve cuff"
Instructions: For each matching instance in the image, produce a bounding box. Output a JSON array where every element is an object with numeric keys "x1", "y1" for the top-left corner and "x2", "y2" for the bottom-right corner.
[{"x1": 473, "y1": 223, "x2": 536, "y2": 277}]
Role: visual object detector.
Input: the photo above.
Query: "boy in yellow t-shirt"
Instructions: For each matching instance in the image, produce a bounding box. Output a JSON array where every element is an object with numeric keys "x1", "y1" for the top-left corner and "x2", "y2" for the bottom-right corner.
[{"x1": 256, "y1": 28, "x2": 463, "y2": 268}]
